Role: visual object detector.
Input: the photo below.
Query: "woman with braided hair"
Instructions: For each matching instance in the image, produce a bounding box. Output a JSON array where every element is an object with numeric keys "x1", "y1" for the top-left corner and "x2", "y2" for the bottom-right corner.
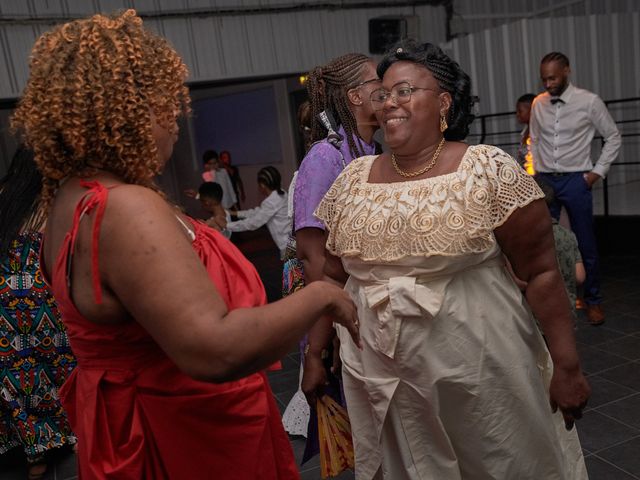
[
  {"x1": 226, "y1": 166, "x2": 291, "y2": 259},
  {"x1": 12, "y1": 10, "x2": 360, "y2": 479},
  {"x1": 281, "y1": 53, "x2": 380, "y2": 439},
  {"x1": 0, "y1": 147, "x2": 76, "y2": 480},
  {"x1": 307, "y1": 40, "x2": 589, "y2": 478}
]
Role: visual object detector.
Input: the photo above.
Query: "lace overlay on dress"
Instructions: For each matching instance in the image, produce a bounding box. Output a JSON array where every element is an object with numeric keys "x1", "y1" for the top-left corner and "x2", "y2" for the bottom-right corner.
[{"x1": 315, "y1": 145, "x2": 544, "y2": 262}]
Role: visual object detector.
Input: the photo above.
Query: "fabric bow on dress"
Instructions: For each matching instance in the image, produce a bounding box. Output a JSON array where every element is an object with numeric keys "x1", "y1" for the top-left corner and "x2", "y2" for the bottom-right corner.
[{"x1": 364, "y1": 276, "x2": 447, "y2": 358}]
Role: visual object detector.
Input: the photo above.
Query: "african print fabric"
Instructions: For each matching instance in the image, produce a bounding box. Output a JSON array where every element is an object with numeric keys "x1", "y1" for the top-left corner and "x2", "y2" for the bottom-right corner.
[{"x1": 0, "y1": 232, "x2": 76, "y2": 462}]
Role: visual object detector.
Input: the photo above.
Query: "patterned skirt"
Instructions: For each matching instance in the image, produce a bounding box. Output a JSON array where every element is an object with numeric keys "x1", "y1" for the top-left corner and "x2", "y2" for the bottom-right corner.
[{"x1": 0, "y1": 233, "x2": 77, "y2": 462}]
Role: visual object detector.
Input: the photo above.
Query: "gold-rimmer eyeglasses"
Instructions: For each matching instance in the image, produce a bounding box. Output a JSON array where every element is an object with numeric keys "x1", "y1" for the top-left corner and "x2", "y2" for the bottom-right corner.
[{"x1": 370, "y1": 82, "x2": 438, "y2": 111}]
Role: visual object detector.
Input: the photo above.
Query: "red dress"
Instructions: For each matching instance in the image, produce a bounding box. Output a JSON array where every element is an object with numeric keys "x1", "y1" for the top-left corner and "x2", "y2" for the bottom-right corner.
[{"x1": 45, "y1": 181, "x2": 299, "y2": 479}]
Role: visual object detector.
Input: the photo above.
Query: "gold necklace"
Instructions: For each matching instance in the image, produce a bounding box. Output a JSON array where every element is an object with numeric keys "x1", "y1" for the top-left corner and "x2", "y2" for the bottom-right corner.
[{"x1": 391, "y1": 138, "x2": 446, "y2": 178}]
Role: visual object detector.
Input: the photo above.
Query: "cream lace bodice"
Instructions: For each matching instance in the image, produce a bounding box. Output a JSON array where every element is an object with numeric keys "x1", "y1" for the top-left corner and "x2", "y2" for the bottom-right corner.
[{"x1": 315, "y1": 145, "x2": 544, "y2": 262}]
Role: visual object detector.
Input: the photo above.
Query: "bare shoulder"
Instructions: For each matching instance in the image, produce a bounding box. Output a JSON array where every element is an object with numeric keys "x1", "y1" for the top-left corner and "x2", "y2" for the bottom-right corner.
[
  {"x1": 100, "y1": 184, "x2": 190, "y2": 246},
  {"x1": 104, "y1": 183, "x2": 174, "y2": 217}
]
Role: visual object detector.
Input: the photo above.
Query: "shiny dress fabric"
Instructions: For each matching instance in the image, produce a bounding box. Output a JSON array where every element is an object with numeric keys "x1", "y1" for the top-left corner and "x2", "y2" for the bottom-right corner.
[
  {"x1": 45, "y1": 181, "x2": 299, "y2": 479},
  {"x1": 316, "y1": 146, "x2": 588, "y2": 479},
  {"x1": 0, "y1": 232, "x2": 76, "y2": 461}
]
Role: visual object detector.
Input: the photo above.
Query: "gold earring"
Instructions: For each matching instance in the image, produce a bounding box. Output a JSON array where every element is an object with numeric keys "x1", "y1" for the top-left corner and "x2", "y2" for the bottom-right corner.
[{"x1": 440, "y1": 115, "x2": 448, "y2": 133}]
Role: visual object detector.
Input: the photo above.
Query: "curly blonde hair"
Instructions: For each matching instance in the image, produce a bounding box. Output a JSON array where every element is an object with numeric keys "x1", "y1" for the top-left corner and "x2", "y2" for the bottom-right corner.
[{"x1": 11, "y1": 9, "x2": 190, "y2": 203}]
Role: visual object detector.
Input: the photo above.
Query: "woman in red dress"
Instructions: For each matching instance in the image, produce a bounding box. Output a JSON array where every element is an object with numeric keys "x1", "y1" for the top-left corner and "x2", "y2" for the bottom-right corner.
[{"x1": 11, "y1": 10, "x2": 359, "y2": 479}]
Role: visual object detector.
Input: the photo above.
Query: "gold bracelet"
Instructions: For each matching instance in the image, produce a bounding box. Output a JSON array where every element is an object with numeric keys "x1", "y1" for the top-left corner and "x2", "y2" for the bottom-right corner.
[{"x1": 304, "y1": 344, "x2": 329, "y2": 359}]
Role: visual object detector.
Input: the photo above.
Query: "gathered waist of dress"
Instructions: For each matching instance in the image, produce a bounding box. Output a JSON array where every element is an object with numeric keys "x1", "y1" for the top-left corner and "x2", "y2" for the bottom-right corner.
[
  {"x1": 347, "y1": 255, "x2": 505, "y2": 286},
  {"x1": 342, "y1": 256, "x2": 507, "y2": 359},
  {"x1": 68, "y1": 336, "x2": 167, "y2": 371}
]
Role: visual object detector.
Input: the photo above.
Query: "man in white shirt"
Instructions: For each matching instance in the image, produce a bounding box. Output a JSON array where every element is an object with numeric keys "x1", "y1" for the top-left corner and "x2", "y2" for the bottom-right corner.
[
  {"x1": 530, "y1": 51, "x2": 621, "y2": 326},
  {"x1": 202, "y1": 150, "x2": 238, "y2": 210}
]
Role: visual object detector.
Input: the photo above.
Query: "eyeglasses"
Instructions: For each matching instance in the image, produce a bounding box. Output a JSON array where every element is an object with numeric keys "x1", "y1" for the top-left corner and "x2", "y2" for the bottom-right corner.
[
  {"x1": 350, "y1": 78, "x2": 381, "y2": 89},
  {"x1": 370, "y1": 82, "x2": 438, "y2": 110}
]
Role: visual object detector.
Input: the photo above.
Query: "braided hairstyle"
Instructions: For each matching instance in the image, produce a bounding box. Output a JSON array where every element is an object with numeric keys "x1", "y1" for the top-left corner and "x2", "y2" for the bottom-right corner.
[
  {"x1": 541, "y1": 52, "x2": 570, "y2": 67},
  {"x1": 257, "y1": 166, "x2": 285, "y2": 195},
  {"x1": 11, "y1": 9, "x2": 190, "y2": 206},
  {"x1": 306, "y1": 53, "x2": 372, "y2": 158},
  {"x1": 377, "y1": 40, "x2": 475, "y2": 141}
]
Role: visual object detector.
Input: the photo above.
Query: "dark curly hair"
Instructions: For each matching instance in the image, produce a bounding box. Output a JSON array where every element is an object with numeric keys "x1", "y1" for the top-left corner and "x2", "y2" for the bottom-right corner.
[
  {"x1": 11, "y1": 9, "x2": 190, "y2": 205},
  {"x1": 377, "y1": 40, "x2": 474, "y2": 141}
]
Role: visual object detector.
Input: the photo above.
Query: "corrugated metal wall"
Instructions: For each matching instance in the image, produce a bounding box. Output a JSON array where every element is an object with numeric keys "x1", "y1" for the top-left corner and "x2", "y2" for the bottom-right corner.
[
  {"x1": 1, "y1": 1, "x2": 639, "y2": 212},
  {"x1": 450, "y1": 0, "x2": 640, "y2": 37},
  {"x1": 446, "y1": 12, "x2": 640, "y2": 215},
  {"x1": 0, "y1": 0, "x2": 449, "y2": 100},
  {"x1": 2, "y1": 0, "x2": 639, "y2": 100},
  {"x1": 448, "y1": 12, "x2": 640, "y2": 115}
]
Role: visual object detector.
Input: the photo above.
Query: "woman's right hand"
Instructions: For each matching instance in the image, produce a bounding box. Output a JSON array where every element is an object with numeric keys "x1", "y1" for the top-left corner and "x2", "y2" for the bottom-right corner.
[{"x1": 318, "y1": 282, "x2": 361, "y2": 349}]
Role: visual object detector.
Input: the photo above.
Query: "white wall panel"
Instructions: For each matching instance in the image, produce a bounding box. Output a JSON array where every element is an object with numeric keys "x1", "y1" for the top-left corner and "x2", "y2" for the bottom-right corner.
[
  {"x1": 1, "y1": 25, "x2": 39, "y2": 95},
  {"x1": 189, "y1": 16, "x2": 226, "y2": 78},
  {"x1": 447, "y1": 12, "x2": 640, "y2": 215},
  {"x1": 448, "y1": 12, "x2": 640, "y2": 115},
  {"x1": 269, "y1": 13, "x2": 303, "y2": 70},
  {"x1": 0, "y1": 1, "x2": 454, "y2": 98}
]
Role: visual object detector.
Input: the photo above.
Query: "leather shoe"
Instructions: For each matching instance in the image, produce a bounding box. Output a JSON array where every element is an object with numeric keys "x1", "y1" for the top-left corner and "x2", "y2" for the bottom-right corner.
[
  {"x1": 586, "y1": 304, "x2": 605, "y2": 325},
  {"x1": 575, "y1": 298, "x2": 586, "y2": 310}
]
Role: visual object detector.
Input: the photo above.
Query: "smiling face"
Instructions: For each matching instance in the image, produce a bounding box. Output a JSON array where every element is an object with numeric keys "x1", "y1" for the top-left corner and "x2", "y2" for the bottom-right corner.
[{"x1": 374, "y1": 61, "x2": 450, "y2": 154}]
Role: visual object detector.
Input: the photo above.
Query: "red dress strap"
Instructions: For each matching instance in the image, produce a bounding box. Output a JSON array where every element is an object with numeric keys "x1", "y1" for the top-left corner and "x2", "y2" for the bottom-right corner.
[{"x1": 66, "y1": 180, "x2": 111, "y2": 304}]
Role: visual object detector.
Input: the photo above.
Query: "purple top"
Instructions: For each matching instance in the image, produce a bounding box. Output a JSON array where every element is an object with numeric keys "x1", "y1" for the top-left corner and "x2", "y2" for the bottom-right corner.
[{"x1": 294, "y1": 126, "x2": 377, "y2": 232}]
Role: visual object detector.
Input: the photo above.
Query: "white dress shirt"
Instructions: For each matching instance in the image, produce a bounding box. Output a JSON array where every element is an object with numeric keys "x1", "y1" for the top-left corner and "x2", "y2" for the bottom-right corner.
[
  {"x1": 529, "y1": 83, "x2": 621, "y2": 178},
  {"x1": 216, "y1": 169, "x2": 238, "y2": 209},
  {"x1": 227, "y1": 190, "x2": 291, "y2": 257}
]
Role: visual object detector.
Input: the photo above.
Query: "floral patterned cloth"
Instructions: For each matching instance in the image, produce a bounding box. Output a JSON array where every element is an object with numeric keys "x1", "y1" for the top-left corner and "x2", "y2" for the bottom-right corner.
[
  {"x1": 0, "y1": 232, "x2": 76, "y2": 462},
  {"x1": 552, "y1": 219, "x2": 582, "y2": 317}
]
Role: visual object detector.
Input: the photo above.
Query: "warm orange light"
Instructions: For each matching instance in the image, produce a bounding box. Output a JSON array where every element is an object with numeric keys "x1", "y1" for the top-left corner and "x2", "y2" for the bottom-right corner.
[
  {"x1": 299, "y1": 74, "x2": 308, "y2": 85},
  {"x1": 524, "y1": 137, "x2": 535, "y2": 175}
]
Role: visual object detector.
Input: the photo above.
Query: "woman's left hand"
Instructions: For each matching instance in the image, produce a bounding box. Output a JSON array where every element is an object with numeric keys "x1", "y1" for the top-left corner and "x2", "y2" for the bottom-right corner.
[{"x1": 549, "y1": 365, "x2": 591, "y2": 431}]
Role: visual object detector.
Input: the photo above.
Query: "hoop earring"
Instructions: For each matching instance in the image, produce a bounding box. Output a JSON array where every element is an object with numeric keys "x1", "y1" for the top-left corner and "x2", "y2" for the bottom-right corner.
[{"x1": 440, "y1": 115, "x2": 448, "y2": 133}]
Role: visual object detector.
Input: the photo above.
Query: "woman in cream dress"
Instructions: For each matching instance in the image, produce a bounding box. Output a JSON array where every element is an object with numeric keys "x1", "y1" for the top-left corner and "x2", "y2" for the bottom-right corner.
[{"x1": 304, "y1": 41, "x2": 590, "y2": 479}]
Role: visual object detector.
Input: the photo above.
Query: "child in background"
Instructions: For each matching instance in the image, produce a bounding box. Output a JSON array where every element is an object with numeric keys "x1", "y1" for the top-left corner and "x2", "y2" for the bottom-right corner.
[
  {"x1": 226, "y1": 166, "x2": 291, "y2": 259},
  {"x1": 508, "y1": 180, "x2": 585, "y2": 321},
  {"x1": 540, "y1": 180, "x2": 586, "y2": 319},
  {"x1": 186, "y1": 151, "x2": 238, "y2": 210},
  {"x1": 515, "y1": 93, "x2": 536, "y2": 174},
  {"x1": 198, "y1": 182, "x2": 231, "y2": 238}
]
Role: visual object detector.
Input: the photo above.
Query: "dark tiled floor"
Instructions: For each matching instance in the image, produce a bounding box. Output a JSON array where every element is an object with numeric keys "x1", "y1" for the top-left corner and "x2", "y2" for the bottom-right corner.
[{"x1": 2, "y1": 229, "x2": 639, "y2": 479}]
